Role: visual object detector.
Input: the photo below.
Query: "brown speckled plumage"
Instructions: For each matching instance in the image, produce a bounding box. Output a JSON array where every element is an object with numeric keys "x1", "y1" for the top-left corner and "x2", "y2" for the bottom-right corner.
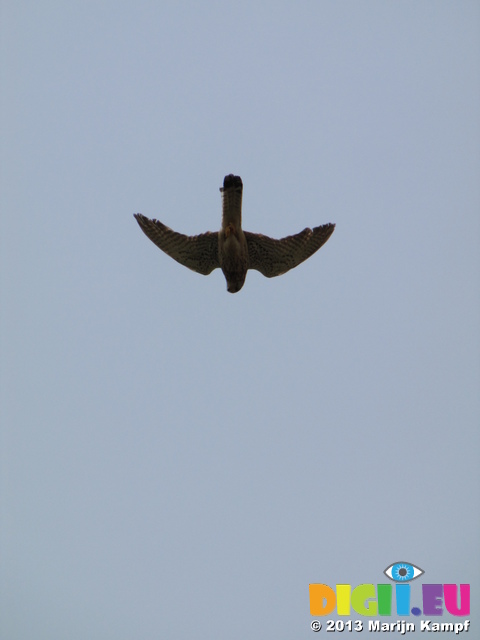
[{"x1": 134, "y1": 174, "x2": 335, "y2": 293}]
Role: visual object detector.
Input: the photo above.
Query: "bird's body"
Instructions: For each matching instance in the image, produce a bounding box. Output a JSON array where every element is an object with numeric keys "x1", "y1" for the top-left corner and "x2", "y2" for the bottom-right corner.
[
  {"x1": 218, "y1": 174, "x2": 248, "y2": 292},
  {"x1": 134, "y1": 174, "x2": 335, "y2": 293}
]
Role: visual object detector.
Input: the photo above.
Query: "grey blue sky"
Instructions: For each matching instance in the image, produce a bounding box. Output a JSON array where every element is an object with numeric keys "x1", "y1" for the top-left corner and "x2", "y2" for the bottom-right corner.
[{"x1": 1, "y1": 2, "x2": 479, "y2": 638}]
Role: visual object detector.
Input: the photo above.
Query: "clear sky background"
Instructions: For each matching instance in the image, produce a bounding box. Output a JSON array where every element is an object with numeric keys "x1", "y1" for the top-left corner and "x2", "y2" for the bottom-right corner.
[{"x1": 1, "y1": 2, "x2": 479, "y2": 638}]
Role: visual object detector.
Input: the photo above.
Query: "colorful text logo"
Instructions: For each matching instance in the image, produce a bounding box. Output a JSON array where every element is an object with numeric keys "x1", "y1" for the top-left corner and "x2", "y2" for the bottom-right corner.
[{"x1": 309, "y1": 562, "x2": 470, "y2": 617}]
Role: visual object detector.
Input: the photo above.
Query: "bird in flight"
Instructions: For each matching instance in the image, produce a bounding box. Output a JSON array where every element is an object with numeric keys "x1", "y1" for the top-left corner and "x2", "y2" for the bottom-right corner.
[{"x1": 134, "y1": 174, "x2": 335, "y2": 293}]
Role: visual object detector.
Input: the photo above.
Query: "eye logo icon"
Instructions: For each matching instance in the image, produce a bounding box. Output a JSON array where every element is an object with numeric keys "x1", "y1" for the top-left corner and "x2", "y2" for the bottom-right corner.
[{"x1": 384, "y1": 561, "x2": 424, "y2": 582}]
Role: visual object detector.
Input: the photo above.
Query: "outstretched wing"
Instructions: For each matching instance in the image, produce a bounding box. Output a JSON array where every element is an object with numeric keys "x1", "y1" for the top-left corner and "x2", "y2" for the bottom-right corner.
[
  {"x1": 245, "y1": 223, "x2": 335, "y2": 278},
  {"x1": 134, "y1": 214, "x2": 219, "y2": 275}
]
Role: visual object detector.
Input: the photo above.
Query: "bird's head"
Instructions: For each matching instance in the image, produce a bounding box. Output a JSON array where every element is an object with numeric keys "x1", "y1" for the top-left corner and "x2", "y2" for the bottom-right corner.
[{"x1": 226, "y1": 275, "x2": 246, "y2": 294}]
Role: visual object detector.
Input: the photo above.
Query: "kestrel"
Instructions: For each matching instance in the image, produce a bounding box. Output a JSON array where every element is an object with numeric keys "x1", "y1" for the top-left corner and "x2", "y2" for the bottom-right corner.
[{"x1": 134, "y1": 174, "x2": 335, "y2": 293}]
